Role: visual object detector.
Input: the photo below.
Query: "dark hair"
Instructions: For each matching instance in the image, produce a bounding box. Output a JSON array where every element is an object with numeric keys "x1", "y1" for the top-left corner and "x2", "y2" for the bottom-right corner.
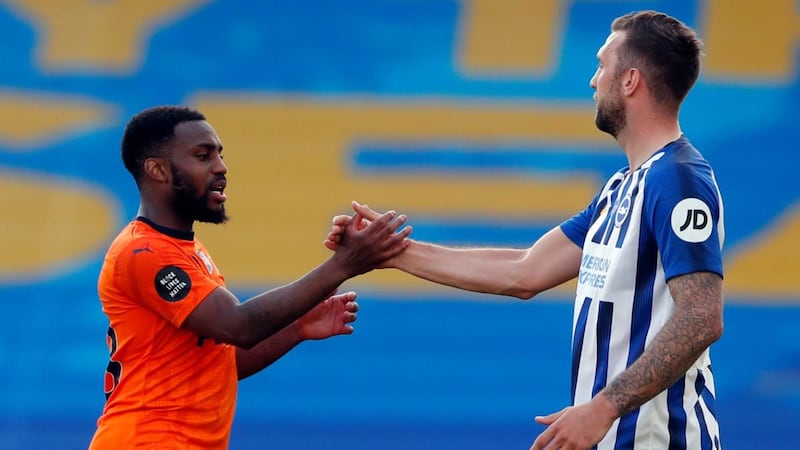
[
  {"x1": 121, "y1": 105, "x2": 206, "y2": 183},
  {"x1": 611, "y1": 10, "x2": 703, "y2": 110}
]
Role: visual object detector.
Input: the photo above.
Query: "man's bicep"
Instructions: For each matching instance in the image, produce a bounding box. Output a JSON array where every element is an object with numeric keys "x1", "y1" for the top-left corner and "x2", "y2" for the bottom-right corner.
[
  {"x1": 522, "y1": 227, "x2": 583, "y2": 294},
  {"x1": 182, "y1": 286, "x2": 242, "y2": 344}
]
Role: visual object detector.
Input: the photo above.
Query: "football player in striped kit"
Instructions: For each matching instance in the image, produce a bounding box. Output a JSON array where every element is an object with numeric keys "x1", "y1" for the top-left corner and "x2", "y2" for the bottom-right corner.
[{"x1": 327, "y1": 10, "x2": 724, "y2": 450}]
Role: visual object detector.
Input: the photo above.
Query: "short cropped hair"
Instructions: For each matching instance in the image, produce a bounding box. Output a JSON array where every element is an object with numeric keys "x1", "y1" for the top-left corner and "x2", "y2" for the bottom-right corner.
[
  {"x1": 612, "y1": 10, "x2": 704, "y2": 110},
  {"x1": 121, "y1": 105, "x2": 206, "y2": 183}
]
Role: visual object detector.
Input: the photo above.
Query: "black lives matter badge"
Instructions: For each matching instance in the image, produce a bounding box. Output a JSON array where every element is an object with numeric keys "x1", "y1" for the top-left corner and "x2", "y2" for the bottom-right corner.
[{"x1": 155, "y1": 266, "x2": 192, "y2": 302}]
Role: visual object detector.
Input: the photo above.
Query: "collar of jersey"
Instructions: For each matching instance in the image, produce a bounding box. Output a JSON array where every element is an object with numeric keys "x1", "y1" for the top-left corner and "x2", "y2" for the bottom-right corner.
[{"x1": 135, "y1": 216, "x2": 195, "y2": 241}]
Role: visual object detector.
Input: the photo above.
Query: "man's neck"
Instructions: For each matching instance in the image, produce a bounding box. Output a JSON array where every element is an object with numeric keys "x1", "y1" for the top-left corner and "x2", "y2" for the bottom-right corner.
[
  {"x1": 137, "y1": 202, "x2": 194, "y2": 232},
  {"x1": 617, "y1": 114, "x2": 682, "y2": 170}
]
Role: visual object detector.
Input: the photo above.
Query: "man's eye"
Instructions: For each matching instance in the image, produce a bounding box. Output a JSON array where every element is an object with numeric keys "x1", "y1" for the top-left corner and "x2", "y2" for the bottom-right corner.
[{"x1": 197, "y1": 153, "x2": 209, "y2": 160}]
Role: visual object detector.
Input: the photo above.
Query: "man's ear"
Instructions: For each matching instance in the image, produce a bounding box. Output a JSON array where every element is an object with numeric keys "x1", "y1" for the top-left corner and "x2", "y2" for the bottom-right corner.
[
  {"x1": 143, "y1": 158, "x2": 169, "y2": 183},
  {"x1": 622, "y1": 68, "x2": 641, "y2": 97}
]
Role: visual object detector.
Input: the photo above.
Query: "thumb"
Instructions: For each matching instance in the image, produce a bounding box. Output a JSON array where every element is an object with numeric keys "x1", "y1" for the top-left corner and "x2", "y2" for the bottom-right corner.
[
  {"x1": 352, "y1": 200, "x2": 381, "y2": 221},
  {"x1": 347, "y1": 210, "x2": 364, "y2": 233},
  {"x1": 534, "y1": 407, "x2": 568, "y2": 425}
]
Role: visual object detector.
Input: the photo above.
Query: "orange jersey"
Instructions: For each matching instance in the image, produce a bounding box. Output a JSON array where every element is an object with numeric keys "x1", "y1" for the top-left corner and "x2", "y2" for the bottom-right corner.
[{"x1": 90, "y1": 218, "x2": 238, "y2": 450}]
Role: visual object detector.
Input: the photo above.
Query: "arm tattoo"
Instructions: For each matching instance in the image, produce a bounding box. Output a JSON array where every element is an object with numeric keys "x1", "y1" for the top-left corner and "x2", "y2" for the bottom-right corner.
[{"x1": 603, "y1": 271, "x2": 723, "y2": 416}]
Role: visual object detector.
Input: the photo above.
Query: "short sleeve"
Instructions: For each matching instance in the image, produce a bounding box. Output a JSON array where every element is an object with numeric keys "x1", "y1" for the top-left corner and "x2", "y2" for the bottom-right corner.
[
  {"x1": 644, "y1": 158, "x2": 724, "y2": 281},
  {"x1": 561, "y1": 192, "x2": 602, "y2": 248},
  {"x1": 118, "y1": 238, "x2": 222, "y2": 327}
]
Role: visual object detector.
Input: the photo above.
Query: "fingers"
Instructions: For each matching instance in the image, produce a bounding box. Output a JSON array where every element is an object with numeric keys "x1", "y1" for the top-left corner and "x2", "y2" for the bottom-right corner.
[
  {"x1": 348, "y1": 210, "x2": 365, "y2": 233},
  {"x1": 388, "y1": 211, "x2": 408, "y2": 232},
  {"x1": 344, "y1": 300, "x2": 359, "y2": 313},
  {"x1": 330, "y1": 291, "x2": 356, "y2": 302},
  {"x1": 369, "y1": 210, "x2": 408, "y2": 236},
  {"x1": 530, "y1": 407, "x2": 569, "y2": 450},
  {"x1": 352, "y1": 201, "x2": 381, "y2": 221},
  {"x1": 383, "y1": 224, "x2": 413, "y2": 257},
  {"x1": 534, "y1": 409, "x2": 563, "y2": 425},
  {"x1": 343, "y1": 298, "x2": 358, "y2": 333},
  {"x1": 531, "y1": 427, "x2": 555, "y2": 450},
  {"x1": 331, "y1": 214, "x2": 350, "y2": 226},
  {"x1": 331, "y1": 292, "x2": 359, "y2": 319}
]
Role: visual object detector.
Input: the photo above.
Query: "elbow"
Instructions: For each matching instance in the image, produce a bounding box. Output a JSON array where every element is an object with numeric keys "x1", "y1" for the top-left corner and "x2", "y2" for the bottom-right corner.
[
  {"x1": 511, "y1": 289, "x2": 539, "y2": 300},
  {"x1": 709, "y1": 317, "x2": 724, "y2": 344},
  {"x1": 217, "y1": 330, "x2": 259, "y2": 349},
  {"x1": 697, "y1": 315, "x2": 723, "y2": 350},
  {"x1": 506, "y1": 275, "x2": 545, "y2": 300},
  {"x1": 708, "y1": 303, "x2": 724, "y2": 344},
  {"x1": 216, "y1": 321, "x2": 268, "y2": 349},
  {"x1": 505, "y1": 284, "x2": 541, "y2": 300},
  {"x1": 222, "y1": 304, "x2": 283, "y2": 349},
  {"x1": 233, "y1": 336, "x2": 260, "y2": 350}
]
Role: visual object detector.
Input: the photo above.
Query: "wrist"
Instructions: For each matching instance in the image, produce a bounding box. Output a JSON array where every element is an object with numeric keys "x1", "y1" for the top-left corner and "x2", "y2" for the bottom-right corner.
[
  {"x1": 391, "y1": 239, "x2": 416, "y2": 270},
  {"x1": 284, "y1": 320, "x2": 306, "y2": 342},
  {"x1": 323, "y1": 254, "x2": 357, "y2": 282},
  {"x1": 594, "y1": 391, "x2": 622, "y2": 422}
]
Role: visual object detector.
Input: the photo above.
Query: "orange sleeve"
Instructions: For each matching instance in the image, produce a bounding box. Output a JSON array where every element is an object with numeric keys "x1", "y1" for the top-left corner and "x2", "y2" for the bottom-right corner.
[{"x1": 119, "y1": 237, "x2": 221, "y2": 327}]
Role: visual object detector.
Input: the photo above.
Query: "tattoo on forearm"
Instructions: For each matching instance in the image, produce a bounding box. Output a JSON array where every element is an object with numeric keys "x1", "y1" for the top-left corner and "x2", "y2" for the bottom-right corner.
[{"x1": 604, "y1": 272, "x2": 722, "y2": 415}]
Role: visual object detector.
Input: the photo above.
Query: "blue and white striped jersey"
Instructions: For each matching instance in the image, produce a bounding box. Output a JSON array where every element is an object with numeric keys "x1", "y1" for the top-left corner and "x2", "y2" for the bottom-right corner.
[{"x1": 560, "y1": 135, "x2": 724, "y2": 449}]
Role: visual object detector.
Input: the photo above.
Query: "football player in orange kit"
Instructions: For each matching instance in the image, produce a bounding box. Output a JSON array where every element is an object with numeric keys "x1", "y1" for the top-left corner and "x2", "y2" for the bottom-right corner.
[{"x1": 89, "y1": 105, "x2": 412, "y2": 449}]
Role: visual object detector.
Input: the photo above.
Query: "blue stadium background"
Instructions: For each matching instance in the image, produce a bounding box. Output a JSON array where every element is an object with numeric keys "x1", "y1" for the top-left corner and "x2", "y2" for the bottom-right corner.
[{"x1": 0, "y1": 1, "x2": 798, "y2": 449}]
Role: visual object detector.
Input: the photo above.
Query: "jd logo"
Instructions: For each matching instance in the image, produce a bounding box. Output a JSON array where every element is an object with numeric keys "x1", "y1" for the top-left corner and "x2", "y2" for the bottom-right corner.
[
  {"x1": 670, "y1": 198, "x2": 713, "y2": 243},
  {"x1": 679, "y1": 208, "x2": 708, "y2": 232}
]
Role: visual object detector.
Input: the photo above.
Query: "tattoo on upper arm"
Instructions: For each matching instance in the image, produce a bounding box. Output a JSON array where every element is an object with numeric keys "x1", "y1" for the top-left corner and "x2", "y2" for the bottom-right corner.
[{"x1": 603, "y1": 272, "x2": 723, "y2": 415}]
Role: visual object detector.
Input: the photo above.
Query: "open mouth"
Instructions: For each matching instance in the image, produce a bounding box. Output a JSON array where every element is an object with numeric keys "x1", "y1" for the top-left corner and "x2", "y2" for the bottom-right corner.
[{"x1": 209, "y1": 180, "x2": 227, "y2": 203}]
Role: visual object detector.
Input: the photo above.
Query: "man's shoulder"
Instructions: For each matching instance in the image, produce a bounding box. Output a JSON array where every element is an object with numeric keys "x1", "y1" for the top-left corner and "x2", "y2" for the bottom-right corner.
[
  {"x1": 647, "y1": 143, "x2": 712, "y2": 182},
  {"x1": 106, "y1": 221, "x2": 189, "y2": 262}
]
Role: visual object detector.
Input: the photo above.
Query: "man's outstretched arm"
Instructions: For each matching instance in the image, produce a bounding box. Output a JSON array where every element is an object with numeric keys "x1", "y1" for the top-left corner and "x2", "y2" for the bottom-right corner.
[{"x1": 327, "y1": 202, "x2": 583, "y2": 299}]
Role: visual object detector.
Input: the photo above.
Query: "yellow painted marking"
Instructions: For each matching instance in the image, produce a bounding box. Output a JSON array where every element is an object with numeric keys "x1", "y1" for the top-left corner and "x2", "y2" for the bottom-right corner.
[
  {"x1": 0, "y1": 170, "x2": 119, "y2": 279},
  {"x1": 4, "y1": 0, "x2": 209, "y2": 74},
  {"x1": 0, "y1": 89, "x2": 117, "y2": 148},
  {"x1": 457, "y1": 0, "x2": 565, "y2": 76},
  {"x1": 725, "y1": 203, "x2": 800, "y2": 298},
  {"x1": 703, "y1": 0, "x2": 799, "y2": 81},
  {"x1": 192, "y1": 95, "x2": 614, "y2": 288}
]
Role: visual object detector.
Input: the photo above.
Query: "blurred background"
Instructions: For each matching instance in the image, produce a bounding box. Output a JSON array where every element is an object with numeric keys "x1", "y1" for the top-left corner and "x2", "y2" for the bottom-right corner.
[{"x1": 0, "y1": 0, "x2": 797, "y2": 449}]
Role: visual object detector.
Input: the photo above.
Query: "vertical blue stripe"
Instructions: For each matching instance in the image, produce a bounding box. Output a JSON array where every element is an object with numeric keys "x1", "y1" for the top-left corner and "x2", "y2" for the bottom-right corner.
[
  {"x1": 614, "y1": 410, "x2": 639, "y2": 449},
  {"x1": 629, "y1": 213, "x2": 657, "y2": 363},
  {"x1": 598, "y1": 189, "x2": 621, "y2": 245},
  {"x1": 615, "y1": 200, "x2": 660, "y2": 446},
  {"x1": 591, "y1": 176, "x2": 625, "y2": 244},
  {"x1": 571, "y1": 297, "x2": 593, "y2": 404},
  {"x1": 591, "y1": 301, "x2": 614, "y2": 397},
  {"x1": 591, "y1": 192, "x2": 615, "y2": 244},
  {"x1": 601, "y1": 174, "x2": 634, "y2": 245},
  {"x1": 667, "y1": 379, "x2": 688, "y2": 450},
  {"x1": 614, "y1": 170, "x2": 645, "y2": 248},
  {"x1": 700, "y1": 366, "x2": 718, "y2": 421},
  {"x1": 694, "y1": 371, "x2": 713, "y2": 450}
]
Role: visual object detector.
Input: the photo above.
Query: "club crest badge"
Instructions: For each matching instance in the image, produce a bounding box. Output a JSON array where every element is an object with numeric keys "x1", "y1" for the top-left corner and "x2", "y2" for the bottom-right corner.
[{"x1": 196, "y1": 250, "x2": 214, "y2": 274}]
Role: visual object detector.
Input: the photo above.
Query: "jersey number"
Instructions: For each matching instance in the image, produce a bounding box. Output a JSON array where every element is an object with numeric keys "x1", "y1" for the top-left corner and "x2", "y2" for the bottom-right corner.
[{"x1": 104, "y1": 326, "x2": 122, "y2": 400}]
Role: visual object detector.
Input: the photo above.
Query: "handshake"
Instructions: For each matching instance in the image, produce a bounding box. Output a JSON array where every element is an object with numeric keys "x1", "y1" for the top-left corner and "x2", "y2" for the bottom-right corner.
[{"x1": 322, "y1": 200, "x2": 413, "y2": 277}]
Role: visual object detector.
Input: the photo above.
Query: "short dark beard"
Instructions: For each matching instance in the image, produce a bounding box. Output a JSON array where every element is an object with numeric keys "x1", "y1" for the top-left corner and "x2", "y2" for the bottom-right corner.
[
  {"x1": 594, "y1": 73, "x2": 626, "y2": 138},
  {"x1": 171, "y1": 165, "x2": 228, "y2": 224}
]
